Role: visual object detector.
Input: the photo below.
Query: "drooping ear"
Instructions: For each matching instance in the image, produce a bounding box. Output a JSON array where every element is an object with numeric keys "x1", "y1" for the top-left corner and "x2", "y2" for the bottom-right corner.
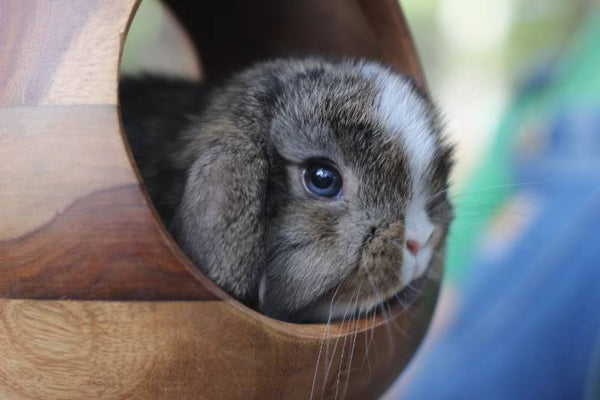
[{"x1": 169, "y1": 134, "x2": 269, "y2": 306}]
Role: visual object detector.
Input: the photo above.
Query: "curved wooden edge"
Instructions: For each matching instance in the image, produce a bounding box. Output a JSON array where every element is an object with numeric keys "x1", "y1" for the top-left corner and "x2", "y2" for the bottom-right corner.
[
  {"x1": 357, "y1": 0, "x2": 426, "y2": 87},
  {"x1": 0, "y1": 0, "x2": 137, "y2": 106},
  {"x1": 0, "y1": 0, "x2": 216, "y2": 302},
  {"x1": 164, "y1": 0, "x2": 425, "y2": 86},
  {"x1": 0, "y1": 281, "x2": 436, "y2": 399}
]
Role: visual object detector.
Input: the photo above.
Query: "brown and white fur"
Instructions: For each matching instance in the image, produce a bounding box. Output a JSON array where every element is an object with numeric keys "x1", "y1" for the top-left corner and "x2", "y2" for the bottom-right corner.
[{"x1": 120, "y1": 58, "x2": 454, "y2": 322}]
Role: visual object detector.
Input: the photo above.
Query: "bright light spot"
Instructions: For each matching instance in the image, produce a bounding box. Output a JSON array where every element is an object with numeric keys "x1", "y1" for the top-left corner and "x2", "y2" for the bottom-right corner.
[{"x1": 438, "y1": 0, "x2": 514, "y2": 51}]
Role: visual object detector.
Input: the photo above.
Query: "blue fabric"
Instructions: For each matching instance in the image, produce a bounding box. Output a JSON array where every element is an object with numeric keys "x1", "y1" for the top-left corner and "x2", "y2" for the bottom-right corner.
[{"x1": 402, "y1": 106, "x2": 600, "y2": 399}]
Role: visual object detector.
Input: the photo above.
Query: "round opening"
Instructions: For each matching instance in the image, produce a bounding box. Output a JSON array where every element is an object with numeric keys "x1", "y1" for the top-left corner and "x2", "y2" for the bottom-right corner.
[
  {"x1": 118, "y1": 0, "x2": 440, "y2": 330},
  {"x1": 121, "y1": 0, "x2": 201, "y2": 81}
]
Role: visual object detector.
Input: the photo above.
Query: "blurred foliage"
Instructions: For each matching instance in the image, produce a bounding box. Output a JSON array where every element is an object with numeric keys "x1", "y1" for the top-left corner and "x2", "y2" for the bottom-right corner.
[{"x1": 401, "y1": 0, "x2": 596, "y2": 281}]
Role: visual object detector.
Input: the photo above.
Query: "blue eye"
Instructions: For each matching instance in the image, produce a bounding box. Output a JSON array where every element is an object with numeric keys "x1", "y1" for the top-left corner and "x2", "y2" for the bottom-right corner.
[{"x1": 303, "y1": 162, "x2": 343, "y2": 199}]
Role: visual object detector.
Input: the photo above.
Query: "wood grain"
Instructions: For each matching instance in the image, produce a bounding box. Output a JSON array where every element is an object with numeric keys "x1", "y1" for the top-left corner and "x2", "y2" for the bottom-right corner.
[
  {"x1": 0, "y1": 182, "x2": 217, "y2": 300},
  {"x1": 0, "y1": 0, "x2": 138, "y2": 106},
  {"x1": 0, "y1": 0, "x2": 440, "y2": 398},
  {"x1": 0, "y1": 106, "x2": 136, "y2": 241},
  {"x1": 0, "y1": 276, "x2": 437, "y2": 400}
]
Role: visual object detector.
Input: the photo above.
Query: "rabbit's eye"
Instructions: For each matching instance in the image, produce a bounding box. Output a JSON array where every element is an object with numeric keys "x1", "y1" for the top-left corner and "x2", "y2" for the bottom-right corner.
[{"x1": 303, "y1": 162, "x2": 343, "y2": 199}]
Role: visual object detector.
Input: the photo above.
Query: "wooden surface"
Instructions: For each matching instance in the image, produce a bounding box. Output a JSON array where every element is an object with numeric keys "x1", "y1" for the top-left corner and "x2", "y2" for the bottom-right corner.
[
  {"x1": 0, "y1": 0, "x2": 214, "y2": 300},
  {"x1": 0, "y1": 284, "x2": 436, "y2": 399},
  {"x1": 0, "y1": 0, "x2": 136, "y2": 106},
  {"x1": 164, "y1": 0, "x2": 425, "y2": 86},
  {"x1": 0, "y1": 106, "x2": 215, "y2": 300},
  {"x1": 0, "y1": 0, "x2": 438, "y2": 398}
]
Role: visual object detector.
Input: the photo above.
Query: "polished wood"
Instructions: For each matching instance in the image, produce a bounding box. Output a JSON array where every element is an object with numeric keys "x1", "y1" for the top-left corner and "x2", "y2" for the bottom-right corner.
[
  {"x1": 0, "y1": 1, "x2": 213, "y2": 300},
  {"x1": 0, "y1": 105, "x2": 215, "y2": 300},
  {"x1": 0, "y1": 0, "x2": 438, "y2": 398},
  {"x1": 0, "y1": 281, "x2": 436, "y2": 399},
  {"x1": 0, "y1": 0, "x2": 138, "y2": 106},
  {"x1": 164, "y1": 0, "x2": 425, "y2": 86}
]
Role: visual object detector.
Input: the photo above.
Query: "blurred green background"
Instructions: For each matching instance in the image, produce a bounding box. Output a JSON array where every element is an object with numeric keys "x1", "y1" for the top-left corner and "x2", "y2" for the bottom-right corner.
[{"x1": 402, "y1": 0, "x2": 595, "y2": 282}]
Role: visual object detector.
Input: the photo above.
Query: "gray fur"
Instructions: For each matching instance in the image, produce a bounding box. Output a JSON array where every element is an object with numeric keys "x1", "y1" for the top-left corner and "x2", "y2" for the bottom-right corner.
[{"x1": 120, "y1": 58, "x2": 454, "y2": 322}]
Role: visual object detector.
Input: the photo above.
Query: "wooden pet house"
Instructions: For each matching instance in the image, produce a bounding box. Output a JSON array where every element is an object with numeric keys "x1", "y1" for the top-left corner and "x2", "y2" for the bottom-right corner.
[{"x1": 0, "y1": 1, "x2": 440, "y2": 399}]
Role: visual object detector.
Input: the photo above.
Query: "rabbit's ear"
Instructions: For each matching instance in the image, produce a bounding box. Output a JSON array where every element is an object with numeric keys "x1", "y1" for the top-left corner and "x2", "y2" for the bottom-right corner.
[{"x1": 170, "y1": 136, "x2": 269, "y2": 306}]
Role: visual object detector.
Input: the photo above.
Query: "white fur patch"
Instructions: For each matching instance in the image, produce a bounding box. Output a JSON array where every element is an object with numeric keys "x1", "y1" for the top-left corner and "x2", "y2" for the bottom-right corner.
[
  {"x1": 405, "y1": 194, "x2": 435, "y2": 246},
  {"x1": 360, "y1": 63, "x2": 436, "y2": 286},
  {"x1": 362, "y1": 64, "x2": 435, "y2": 188}
]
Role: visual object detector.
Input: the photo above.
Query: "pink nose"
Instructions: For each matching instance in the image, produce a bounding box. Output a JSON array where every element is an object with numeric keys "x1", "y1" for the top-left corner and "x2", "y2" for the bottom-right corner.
[{"x1": 406, "y1": 239, "x2": 420, "y2": 256}]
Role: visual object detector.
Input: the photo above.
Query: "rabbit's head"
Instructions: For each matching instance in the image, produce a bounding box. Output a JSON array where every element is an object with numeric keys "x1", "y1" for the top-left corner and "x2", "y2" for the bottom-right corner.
[{"x1": 170, "y1": 58, "x2": 453, "y2": 322}]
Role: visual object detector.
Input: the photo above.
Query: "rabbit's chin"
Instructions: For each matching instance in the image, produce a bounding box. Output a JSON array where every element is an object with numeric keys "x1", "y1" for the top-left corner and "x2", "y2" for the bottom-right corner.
[
  {"x1": 297, "y1": 268, "x2": 430, "y2": 323},
  {"x1": 297, "y1": 244, "x2": 435, "y2": 322}
]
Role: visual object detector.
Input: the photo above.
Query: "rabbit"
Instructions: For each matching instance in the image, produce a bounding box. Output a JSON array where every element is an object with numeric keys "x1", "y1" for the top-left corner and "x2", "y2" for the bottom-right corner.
[{"x1": 119, "y1": 58, "x2": 454, "y2": 322}]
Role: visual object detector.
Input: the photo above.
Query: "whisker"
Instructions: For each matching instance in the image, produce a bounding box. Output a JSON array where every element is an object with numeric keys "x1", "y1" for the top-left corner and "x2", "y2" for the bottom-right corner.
[
  {"x1": 331, "y1": 287, "x2": 360, "y2": 400},
  {"x1": 382, "y1": 294, "x2": 411, "y2": 340},
  {"x1": 363, "y1": 269, "x2": 395, "y2": 350},
  {"x1": 334, "y1": 286, "x2": 361, "y2": 400},
  {"x1": 448, "y1": 179, "x2": 550, "y2": 201},
  {"x1": 424, "y1": 187, "x2": 452, "y2": 204},
  {"x1": 321, "y1": 289, "x2": 356, "y2": 399},
  {"x1": 309, "y1": 281, "x2": 344, "y2": 400},
  {"x1": 360, "y1": 308, "x2": 377, "y2": 379},
  {"x1": 341, "y1": 288, "x2": 362, "y2": 400}
]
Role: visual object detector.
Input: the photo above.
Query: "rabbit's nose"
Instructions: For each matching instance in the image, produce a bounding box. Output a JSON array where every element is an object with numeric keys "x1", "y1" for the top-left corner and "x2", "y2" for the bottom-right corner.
[{"x1": 406, "y1": 239, "x2": 420, "y2": 256}]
